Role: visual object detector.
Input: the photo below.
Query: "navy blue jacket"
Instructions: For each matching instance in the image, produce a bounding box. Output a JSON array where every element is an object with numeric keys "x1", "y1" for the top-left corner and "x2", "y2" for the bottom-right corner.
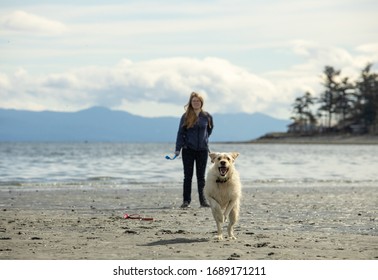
[{"x1": 175, "y1": 111, "x2": 214, "y2": 152}]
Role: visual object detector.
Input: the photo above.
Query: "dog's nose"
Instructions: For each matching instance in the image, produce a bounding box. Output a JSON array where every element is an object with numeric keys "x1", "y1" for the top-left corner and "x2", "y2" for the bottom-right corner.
[{"x1": 220, "y1": 161, "x2": 226, "y2": 166}]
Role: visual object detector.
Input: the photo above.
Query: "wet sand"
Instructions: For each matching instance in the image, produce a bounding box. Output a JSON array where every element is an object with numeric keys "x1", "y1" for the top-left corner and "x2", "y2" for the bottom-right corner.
[{"x1": 0, "y1": 185, "x2": 377, "y2": 260}]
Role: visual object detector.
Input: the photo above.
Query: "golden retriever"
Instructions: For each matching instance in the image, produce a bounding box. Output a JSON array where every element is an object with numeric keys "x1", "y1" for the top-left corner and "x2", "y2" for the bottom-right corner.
[{"x1": 204, "y1": 152, "x2": 241, "y2": 240}]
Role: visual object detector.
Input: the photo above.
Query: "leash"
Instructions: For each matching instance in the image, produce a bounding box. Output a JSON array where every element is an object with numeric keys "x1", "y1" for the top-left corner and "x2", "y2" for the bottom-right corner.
[{"x1": 165, "y1": 154, "x2": 178, "y2": 160}]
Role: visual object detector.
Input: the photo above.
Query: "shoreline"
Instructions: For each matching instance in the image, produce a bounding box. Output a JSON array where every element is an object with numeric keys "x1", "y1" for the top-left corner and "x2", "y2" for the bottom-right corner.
[
  {"x1": 1, "y1": 185, "x2": 377, "y2": 260},
  {"x1": 245, "y1": 134, "x2": 378, "y2": 145}
]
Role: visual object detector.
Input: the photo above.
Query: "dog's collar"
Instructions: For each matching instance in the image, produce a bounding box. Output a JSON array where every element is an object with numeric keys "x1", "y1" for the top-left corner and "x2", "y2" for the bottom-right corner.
[{"x1": 216, "y1": 177, "x2": 229, "y2": 183}]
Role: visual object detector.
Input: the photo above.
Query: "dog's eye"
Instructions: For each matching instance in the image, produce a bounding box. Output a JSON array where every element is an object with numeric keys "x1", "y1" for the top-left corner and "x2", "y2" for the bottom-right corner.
[{"x1": 218, "y1": 157, "x2": 222, "y2": 161}]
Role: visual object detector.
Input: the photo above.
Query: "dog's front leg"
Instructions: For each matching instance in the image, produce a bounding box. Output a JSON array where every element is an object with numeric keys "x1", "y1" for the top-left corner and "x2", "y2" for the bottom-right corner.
[
  {"x1": 223, "y1": 199, "x2": 237, "y2": 222},
  {"x1": 227, "y1": 206, "x2": 239, "y2": 240},
  {"x1": 208, "y1": 197, "x2": 224, "y2": 240}
]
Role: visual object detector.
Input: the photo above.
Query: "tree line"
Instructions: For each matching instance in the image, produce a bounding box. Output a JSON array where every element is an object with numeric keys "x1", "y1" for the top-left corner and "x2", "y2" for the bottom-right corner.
[{"x1": 290, "y1": 63, "x2": 378, "y2": 135}]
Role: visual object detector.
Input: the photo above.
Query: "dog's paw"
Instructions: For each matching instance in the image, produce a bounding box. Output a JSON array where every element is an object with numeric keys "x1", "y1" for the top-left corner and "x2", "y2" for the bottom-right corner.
[
  {"x1": 214, "y1": 234, "x2": 223, "y2": 241},
  {"x1": 229, "y1": 235, "x2": 237, "y2": 240}
]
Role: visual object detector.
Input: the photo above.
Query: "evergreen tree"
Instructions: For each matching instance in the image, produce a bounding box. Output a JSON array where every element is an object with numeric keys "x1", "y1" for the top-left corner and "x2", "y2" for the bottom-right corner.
[
  {"x1": 335, "y1": 77, "x2": 355, "y2": 126},
  {"x1": 291, "y1": 91, "x2": 316, "y2": 133},
  {"x1": 356, "y1": 63, "x2": 378, "y2": 133},
  {"x1": 318, "y1": 66, "x2": 341, "y2": 129}
]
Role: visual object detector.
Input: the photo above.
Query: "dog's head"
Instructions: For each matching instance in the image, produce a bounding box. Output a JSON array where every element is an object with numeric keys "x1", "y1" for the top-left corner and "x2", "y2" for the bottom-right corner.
[{"x1": 209, "y1": 152, "x2": 239, "y2": 179}]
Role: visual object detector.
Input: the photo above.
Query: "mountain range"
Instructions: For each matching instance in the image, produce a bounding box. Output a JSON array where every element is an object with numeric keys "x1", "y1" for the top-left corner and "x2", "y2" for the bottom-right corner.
[{"x1": 0, "y1": 107, "x2": 290, "y2": 142}]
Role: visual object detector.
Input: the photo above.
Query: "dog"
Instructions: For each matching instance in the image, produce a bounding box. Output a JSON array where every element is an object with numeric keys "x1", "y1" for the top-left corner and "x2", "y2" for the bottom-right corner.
[{"x1": 204, "y1": 152, "x2": 241, "y2": 240}]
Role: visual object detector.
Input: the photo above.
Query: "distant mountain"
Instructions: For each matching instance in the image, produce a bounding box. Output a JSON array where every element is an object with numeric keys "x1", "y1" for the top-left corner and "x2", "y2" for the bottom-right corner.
[{"x1": 0, "y1": 107, "x2": 290, "y2": 142}]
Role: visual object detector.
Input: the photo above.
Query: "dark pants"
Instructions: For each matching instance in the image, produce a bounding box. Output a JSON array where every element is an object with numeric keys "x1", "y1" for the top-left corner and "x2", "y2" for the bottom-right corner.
[{"x1": 181, "y1": 148, "x2": 208, "y2": 204}]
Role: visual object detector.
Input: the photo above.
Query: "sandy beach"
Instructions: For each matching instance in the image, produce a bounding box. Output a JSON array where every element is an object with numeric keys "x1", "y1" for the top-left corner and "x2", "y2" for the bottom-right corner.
[{"x1": 1, "y1": 184, "x2": 377, "y2": 260}]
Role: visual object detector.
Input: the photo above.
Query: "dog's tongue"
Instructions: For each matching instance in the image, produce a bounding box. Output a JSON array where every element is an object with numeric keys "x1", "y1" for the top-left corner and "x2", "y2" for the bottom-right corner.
[{"x1": 219, "y1": 167, "x2": 228, "y2": 176}]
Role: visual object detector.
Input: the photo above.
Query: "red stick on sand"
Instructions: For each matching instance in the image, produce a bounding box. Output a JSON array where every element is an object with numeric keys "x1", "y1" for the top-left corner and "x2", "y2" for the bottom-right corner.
[{"x1": 123, "y1": 213, "x2": 153, "y2": 221}]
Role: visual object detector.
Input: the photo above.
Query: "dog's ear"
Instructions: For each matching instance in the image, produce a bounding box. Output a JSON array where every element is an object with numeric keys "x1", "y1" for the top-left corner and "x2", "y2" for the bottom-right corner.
[
  {"x1": 209, "y1": 152, "x2": 218, "y2": 163},
  {"x1": 231, "y1": 152, "x2": 239, "y2": 162}
]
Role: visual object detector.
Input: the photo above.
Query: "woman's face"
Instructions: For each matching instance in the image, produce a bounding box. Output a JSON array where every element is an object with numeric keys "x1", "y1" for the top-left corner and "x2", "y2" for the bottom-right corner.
[{"x1": 191, "y1": 97, "x2": 202, "y2": 110}]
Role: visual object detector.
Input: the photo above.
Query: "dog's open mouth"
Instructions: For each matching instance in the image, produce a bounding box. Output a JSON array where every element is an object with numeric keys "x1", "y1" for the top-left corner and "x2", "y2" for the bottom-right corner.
[{"x1": 218, "y1": 167, "x2": 229, "y2": 176}]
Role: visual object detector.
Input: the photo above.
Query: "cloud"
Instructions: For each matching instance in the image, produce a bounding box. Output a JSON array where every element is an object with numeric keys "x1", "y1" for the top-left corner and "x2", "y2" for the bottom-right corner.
[
  {"x1": 355, "y1": 43, "x2": 378, "y2": 70},
  {"x1": 356, "y1": 43, "x2": 378, "y2": 54},
  {"x1": 0, "y1": 73, "x2": 11, "y2": 90},
  {"x1": 290, "y1": 41, "x2": 355, "y2": 66},
  {"x1": 1, "y1": 43, "x2": 377, "y2": 119},
  {"x1": 283, "y1": 41, "x2": 378, "y2": 81},
  {"x1": 0, "y1": 10, "x2": 68, "y2": 35},
  {"x1": 0, "y1": 57, "x2": 281, "y2": 116}
]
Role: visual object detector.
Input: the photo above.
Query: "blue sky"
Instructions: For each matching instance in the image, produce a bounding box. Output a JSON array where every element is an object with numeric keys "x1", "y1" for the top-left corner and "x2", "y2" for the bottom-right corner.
[{"x1": 1, "y1": 0, "x2": 377, "y2": 119}]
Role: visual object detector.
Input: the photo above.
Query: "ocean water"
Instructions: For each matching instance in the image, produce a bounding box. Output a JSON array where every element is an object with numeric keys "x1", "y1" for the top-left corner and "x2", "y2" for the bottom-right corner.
[{"x1": 0, "y1": 142, "x2": 377, "y2": 189}]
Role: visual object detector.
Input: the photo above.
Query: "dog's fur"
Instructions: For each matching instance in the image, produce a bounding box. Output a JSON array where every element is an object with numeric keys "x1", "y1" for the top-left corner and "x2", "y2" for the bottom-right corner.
[{"x1": 204, "y1": 152, "x2": 241, "y2": 240}]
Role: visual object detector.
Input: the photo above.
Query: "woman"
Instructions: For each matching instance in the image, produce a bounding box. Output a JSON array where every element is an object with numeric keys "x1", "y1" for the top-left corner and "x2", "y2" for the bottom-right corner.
[{"x1": 175, "y1": 92, "x2": 214, "y2": 208}]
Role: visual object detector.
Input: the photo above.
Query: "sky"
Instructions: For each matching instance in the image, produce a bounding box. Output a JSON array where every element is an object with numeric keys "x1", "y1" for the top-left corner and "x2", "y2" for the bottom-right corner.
[{"x1": 1, "y1": 0, "x2": 377, "y2": 120}]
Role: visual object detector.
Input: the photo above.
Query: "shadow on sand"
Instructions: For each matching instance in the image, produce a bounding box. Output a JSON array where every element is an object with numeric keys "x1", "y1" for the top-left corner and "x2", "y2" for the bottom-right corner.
[{"x1": 141, "y1": 237, "x2": 209, "y2": 246}]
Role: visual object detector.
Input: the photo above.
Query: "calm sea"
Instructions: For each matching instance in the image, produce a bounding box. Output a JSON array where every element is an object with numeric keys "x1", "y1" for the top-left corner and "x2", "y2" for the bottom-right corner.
[{"x1": 0, "y1": 142, "x2": 377, "y2": 189}]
